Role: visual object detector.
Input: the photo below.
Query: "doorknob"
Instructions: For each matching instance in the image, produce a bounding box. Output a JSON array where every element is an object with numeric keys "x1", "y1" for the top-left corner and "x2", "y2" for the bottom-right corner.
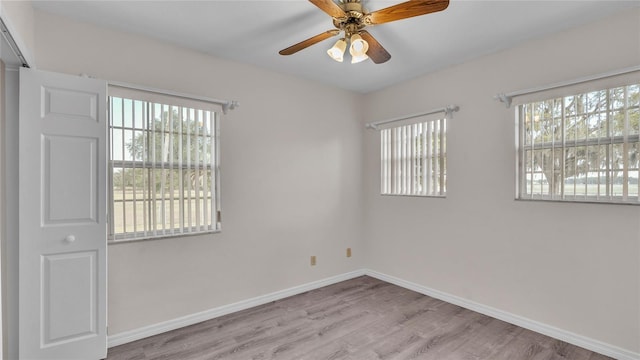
[{"x1": 64, "y1": 235, "x2": 76, "y2": 243}]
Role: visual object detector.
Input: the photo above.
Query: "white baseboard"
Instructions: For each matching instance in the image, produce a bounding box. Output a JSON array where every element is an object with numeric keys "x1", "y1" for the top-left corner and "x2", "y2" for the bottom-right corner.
[
  {"x1": 108, "y1": 268, "x2": 639, "y2": 360},
  {"x1": 107, "y1": 269, "x2": 366, "y2": 348},
  {"x1": 364, "y1": 269, "x2": 639, "y2": 360}
]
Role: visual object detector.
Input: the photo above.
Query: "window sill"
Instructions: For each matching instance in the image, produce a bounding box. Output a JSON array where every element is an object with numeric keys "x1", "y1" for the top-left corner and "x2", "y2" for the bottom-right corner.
[
  {"x1": 381, "y1": 194, "x2": 447, "y2": 199},
  {"x1": 515, "y1": 197, "x2": 639, "y2": 206},
  {"x1": 108, "y1": 229, "x2": 221, "y2": 245}
]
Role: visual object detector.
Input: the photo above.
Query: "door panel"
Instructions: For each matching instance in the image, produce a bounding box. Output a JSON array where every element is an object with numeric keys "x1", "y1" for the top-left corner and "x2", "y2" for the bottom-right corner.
[
  {"x1": 19, "y1": 68, "x2": 107, "y2": 360},
  {"x1": 44, "y1": 135, "x2": 97, "y2": 224},
  {"x1": 43, "y1": 86, "x2": 98, "y2": 122},
  {"x1": 43, "y1": 251, "x2": 97, "y2": 345}
]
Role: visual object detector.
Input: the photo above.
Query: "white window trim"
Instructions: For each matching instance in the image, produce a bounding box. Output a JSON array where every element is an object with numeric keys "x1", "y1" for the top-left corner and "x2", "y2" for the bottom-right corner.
[
  {"x1": 497, "y1": 67, "x2": 640, "y2": 205},
  {"x1": 514, "y1": 84, "x2": 640, "y2": 205},
  {"x1": 107, "y1": 84, "x2": 232, "y2": 243},
  {"x1": 368, "y1": 106, "x2": 459, "y2": 198}
]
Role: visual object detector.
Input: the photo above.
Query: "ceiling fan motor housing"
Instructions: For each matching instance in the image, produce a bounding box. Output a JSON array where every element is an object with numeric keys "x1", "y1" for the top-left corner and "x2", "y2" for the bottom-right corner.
[
  {"x1": 334, "y1": 0, "x2": 367, "y2": 36},
  {"x1": 343, "y1": 0, "x2": 364, "y2": 15}
]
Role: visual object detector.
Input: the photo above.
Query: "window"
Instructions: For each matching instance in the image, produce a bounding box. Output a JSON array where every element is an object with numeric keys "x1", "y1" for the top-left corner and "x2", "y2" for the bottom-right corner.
[
  {"x1": 108, "y1": 86, "x2": 221, "y2": 242},
  {"x1": 380, "y1": 117, "x2": 446, "y2": 196},
  {"x1": 518, "y1": 83, "x2": 639, "y2": 204}
]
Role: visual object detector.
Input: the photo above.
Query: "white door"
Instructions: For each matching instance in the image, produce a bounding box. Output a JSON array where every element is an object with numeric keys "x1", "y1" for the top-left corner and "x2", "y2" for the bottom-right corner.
[{"x1": 19, "y1": 68, "x2": 107, "y2": 359}]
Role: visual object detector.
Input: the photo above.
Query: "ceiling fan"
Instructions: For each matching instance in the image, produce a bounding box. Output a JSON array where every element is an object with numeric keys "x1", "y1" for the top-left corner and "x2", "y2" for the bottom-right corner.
[{"x1": 279, "y1": 0, "x2": 450, "y2": 64}]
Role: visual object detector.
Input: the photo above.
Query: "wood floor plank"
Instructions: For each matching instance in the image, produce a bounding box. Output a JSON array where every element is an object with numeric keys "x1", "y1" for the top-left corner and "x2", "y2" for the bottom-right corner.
[
  {"x1": 106, "y1": 276, "x2": 614, "y2": 360},
  {"x1": 487, "y1": 335, "x2": 554, "y2": 360},
  {"x1": 441, "y1": 318, "x2": 523, "y2": 360},
  {"x1": 388, "y1": 308, "x2": 489, "y2": 359}
]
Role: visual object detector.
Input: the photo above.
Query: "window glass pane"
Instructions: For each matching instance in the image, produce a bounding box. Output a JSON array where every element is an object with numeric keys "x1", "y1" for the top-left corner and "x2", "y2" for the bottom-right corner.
[
  {"x1": 553, "y1": 104, "x2": 562, "y2": 142},
  {"x1": 565, "y1": 115, "x2": 577, "y2": 143},
  {"x1": 589, "y1": 112, "x2": 606, "y2": 138},
  {"x1": 628, "y1": 84, "x2": 639, "y2": 104},
  {"x1": 610, "y1": 87, "x2": 625, "y2": 109},
  {"x1": 629, "y1": 107, "x2": 639, "y2": 136},
  {"x1": 629, "y1": 143, "x2": 639, "y2": 198},
  {"x1": 123, "y1": 98, "x2": 133, "y2": 128},
  {"x1": 111, "y1": 128, "x2": 123, "y2": 161},
  {"x1": 574, "y1": 110, "x2": 588, "y2": 140},
  {"x1": 611, "y1": 109, "x2": 625, "y2": 137},
  {"x1": 584, "y1": 145, "x2": 597, "y2": 197},
  {"x1": 523, "y1": 105, "x2": 532, "y2": 146},
  {"x1": 133, "y1": 100, "x2": 144, "y2": 129},
  {"x1": 611, "y1": 144, "x2": 625, "y2": 197},
  {"x1": 123, "y1": 129, "x2": 134, "y2": 161},
  {"x1": 540, "y1": 149, "x2": 551, "y2": 195},
  {"x1": 111, "y1": 97, "x2": 123, "y2": 127},
  {"x1": 564, "y1": 148, "x2": 578, "y2": 197},
  {"x1": 130, "y1": 130, "x2": 142, "y2": 161}
]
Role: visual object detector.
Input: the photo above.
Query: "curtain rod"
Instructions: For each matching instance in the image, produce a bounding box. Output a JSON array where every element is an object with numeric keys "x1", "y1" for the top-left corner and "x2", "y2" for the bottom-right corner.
[
  {"x1": 109, "y1": 81, "x2": 239, "y2": 114},
  {"x1": 365, "y1": 105, "x2": 460, "y2": 130},
  {"x1": 494, "y1": 65, "x2": 640, "y2": 108}
]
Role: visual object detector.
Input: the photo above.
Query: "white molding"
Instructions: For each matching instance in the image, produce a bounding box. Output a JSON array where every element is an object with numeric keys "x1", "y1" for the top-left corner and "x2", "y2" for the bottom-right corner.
[
  {"x1": 364, "y1": 269, "x2": 640, "y2": 360},
  {"x1": 107, "y1": 269, "x2": 366, "y2": 347},
  {"x1": 108, "y1": 268, "x2": 639, "y2": 360}
]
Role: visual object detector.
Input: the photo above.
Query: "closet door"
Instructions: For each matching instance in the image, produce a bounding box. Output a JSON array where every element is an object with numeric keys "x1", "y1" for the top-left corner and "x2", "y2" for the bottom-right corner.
[{"x1": 19, "y1": 68, "x2": 107, "y2": 359}]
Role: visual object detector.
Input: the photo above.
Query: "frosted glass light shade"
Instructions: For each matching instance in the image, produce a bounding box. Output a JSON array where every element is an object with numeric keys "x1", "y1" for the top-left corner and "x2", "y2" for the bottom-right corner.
[
  {"x1": 351, "y1": 53, "x2": 369, "y2": 64},
  {"x1": 349, "y1": 34, "x2": 369, "y2": 57},
  {"x1": 327, "y1": 39, "x2": 347, "y2": 62}
]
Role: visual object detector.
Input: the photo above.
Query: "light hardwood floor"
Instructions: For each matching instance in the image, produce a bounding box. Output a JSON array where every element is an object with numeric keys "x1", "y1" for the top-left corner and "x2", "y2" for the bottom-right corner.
[{"x1": 106, "y1": 276, "x2": 613, "y2": 360}]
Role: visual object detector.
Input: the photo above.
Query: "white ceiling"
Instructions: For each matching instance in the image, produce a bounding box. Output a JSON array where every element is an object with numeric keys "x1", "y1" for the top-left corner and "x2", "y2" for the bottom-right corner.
[{"x1": 32, "y1": 0, "x2": 640, "y2": 93}]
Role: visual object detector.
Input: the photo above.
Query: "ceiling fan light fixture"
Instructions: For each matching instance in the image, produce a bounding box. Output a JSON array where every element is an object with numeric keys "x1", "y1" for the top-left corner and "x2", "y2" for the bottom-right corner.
[
  {"x1": 351, "y1": 53, "x2": 369, "y2": 64},
  {"x1": 327, "y1": 38, "x2": 347, "y2": 62},
  {"x1": 349, "y1": 33, "x2": 369, "y2": 57}
]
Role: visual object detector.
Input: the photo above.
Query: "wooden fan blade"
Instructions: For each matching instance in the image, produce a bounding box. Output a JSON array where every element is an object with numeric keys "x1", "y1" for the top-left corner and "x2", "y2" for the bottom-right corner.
[
  {"x1": 309, "y1": 0, "x2": 346, "y2": 18},
  {"x1": 279, "y1": 30, "x2": 340, "y2": 55},
  {"x1": 366, "y1": 0, "x2": 449, "y2": 25},
  {"x1": 360, "y1": 30, "x2": 391, "y2": 64}
]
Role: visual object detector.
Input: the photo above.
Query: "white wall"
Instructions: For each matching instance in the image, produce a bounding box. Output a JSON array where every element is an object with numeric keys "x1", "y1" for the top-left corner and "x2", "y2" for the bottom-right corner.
[
  {"x1": 27, "y1": 4, "x2": 640, "y2": 358},
  {"x1": 363, "y1": 8, "x2": 640, "y2": 354},
  {"x1": 33, "y1": 10, "x2": 365, "y2": 335}
]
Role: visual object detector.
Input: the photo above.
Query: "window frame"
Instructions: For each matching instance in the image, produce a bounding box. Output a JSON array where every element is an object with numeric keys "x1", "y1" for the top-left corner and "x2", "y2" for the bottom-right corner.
[
  {"x1": 515, "y1": 83, "x2": 640, "y2": 205},
  {"x1": 107, "y1": 90, "x2": 222, "y2": 243}
]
